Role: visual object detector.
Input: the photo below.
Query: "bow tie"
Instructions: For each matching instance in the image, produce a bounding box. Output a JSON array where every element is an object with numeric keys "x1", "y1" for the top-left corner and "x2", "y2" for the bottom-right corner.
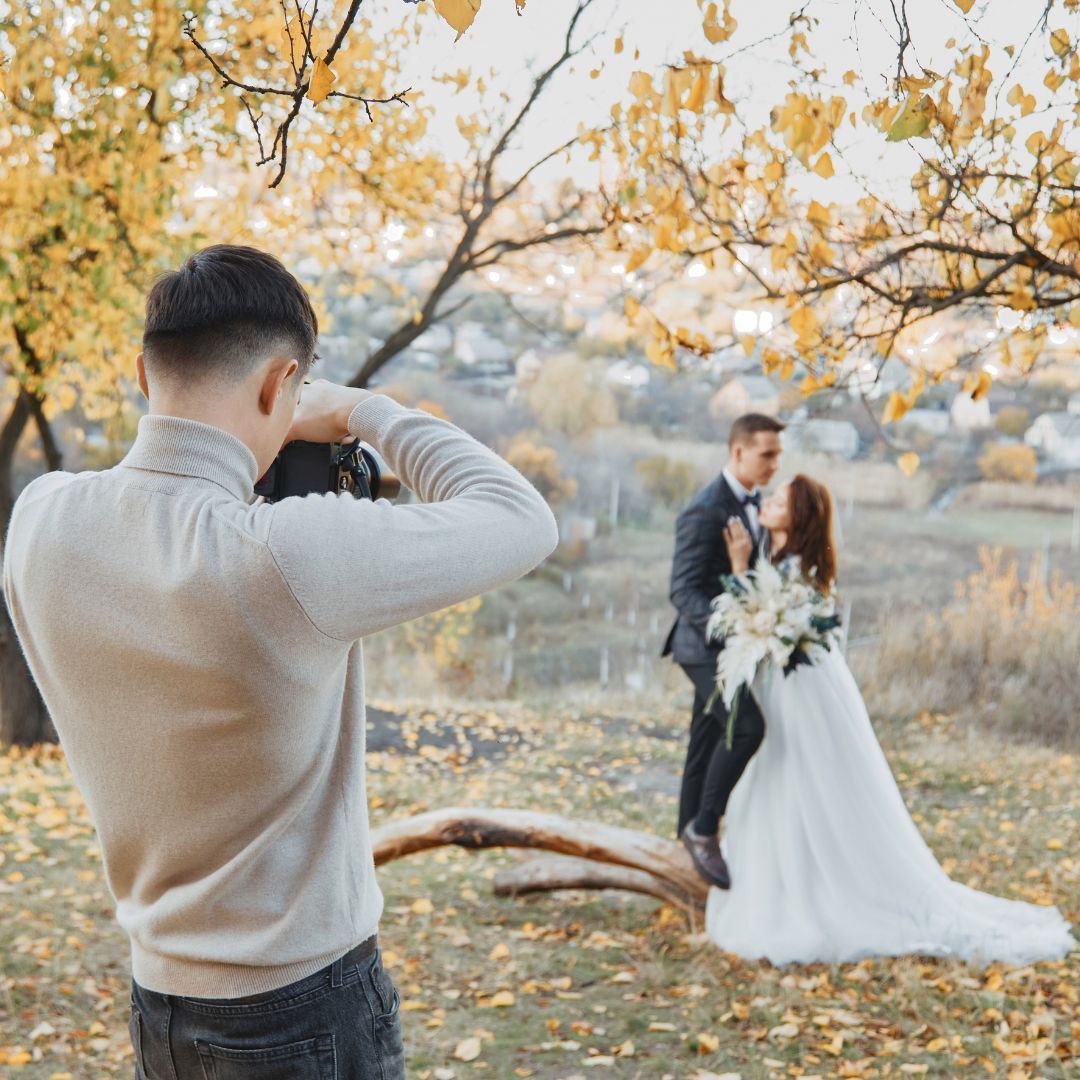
[{"x1": 740, "y1": 491, "x2": 762, "y2": 511}]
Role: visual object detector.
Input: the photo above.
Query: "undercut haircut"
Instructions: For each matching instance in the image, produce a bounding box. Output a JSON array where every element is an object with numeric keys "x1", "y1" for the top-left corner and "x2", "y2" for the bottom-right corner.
[
  {"x1": 728, "y1": 412, "x2": 785, "y2": 448},
  {"x1": 142, "y1": 245, "x2": 319, "y2": 390}
]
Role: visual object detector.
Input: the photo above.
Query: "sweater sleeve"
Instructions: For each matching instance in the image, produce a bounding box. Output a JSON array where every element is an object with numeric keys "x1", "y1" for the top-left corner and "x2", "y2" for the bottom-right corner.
[{"x1": 265, "y1": 394, "x2": 560, "y2": 642}]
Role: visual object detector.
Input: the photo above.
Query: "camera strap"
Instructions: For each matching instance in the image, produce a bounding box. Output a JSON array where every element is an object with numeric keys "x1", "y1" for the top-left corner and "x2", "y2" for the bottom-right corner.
[{"x1": 333, "y1": 440, "x2": 380, "y2": 500}]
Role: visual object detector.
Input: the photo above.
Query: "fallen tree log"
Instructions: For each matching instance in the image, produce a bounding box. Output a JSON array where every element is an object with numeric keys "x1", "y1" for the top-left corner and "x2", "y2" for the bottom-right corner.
[
  {"x1": 370, "y1": 807, "x2": 709, "y2": 912},
  {"x1": 494, "y1": 854, "x2": 706, "y2": 912}
]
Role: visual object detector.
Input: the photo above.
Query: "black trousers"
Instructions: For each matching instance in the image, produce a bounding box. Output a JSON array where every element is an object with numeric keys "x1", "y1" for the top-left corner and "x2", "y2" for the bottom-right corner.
[{"x1": 677, "y1": 660, "x2": 765, "y2": 837}]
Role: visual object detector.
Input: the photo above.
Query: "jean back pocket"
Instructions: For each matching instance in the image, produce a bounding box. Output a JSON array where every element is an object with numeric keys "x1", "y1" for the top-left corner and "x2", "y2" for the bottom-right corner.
[{"x1": 195, "y1": 1031, "x2": 336, "y2": 1079}]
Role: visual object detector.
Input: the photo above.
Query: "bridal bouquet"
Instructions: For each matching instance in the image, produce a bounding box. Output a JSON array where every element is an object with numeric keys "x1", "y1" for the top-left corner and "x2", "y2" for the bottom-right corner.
[{"x1": 705, "y1": 558, "x2": 843, "y2": 748}]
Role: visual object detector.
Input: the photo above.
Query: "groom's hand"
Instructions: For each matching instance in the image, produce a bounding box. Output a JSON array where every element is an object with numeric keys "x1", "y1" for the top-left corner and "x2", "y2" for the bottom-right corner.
[{"x1": 724, "y1": 517, "x2": 752, "y2": 575}]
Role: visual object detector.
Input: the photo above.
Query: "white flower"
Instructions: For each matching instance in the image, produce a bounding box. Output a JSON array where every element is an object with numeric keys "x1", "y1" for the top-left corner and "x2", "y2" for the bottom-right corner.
[{"x1": 707, "y1": 558, "x2": 842, "y2": 710}]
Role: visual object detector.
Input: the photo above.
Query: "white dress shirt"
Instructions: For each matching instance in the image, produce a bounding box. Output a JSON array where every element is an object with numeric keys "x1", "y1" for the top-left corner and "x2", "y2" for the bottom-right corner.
[{"x1": 723, "y1": 466, "x2": 762, "y2": 543}]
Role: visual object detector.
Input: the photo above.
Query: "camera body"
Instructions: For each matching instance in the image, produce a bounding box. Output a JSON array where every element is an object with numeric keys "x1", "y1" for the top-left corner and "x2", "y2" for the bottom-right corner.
[{"x1": 255, "y1": 439, "x2": 399, "y2": 503}]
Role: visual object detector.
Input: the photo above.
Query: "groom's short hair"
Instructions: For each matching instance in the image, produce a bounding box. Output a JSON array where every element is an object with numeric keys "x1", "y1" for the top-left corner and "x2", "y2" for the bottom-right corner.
[{"x1": 729, "y1": 413, "x2": 785, "y2": 448}]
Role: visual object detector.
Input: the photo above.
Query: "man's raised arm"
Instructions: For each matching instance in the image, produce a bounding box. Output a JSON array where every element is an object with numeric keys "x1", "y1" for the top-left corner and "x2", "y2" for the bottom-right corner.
[{"x1": 266, "y1": 392, "x2": 559, "y2": 643}]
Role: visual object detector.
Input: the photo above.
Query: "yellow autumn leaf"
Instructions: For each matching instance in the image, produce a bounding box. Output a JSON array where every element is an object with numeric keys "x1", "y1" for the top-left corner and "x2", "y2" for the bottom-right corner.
[
  {"x1": 882, "y1": 391, "x2": 910, "y2": 425},
  {"x1": 842, "y1": 69, "x2": 858, "y2": 86},
  {"x1": 624, "y1": 246, "x2": 651, "y2": 274},
  {"x1": 646, "y1": 338, "x2": 676, "y2": 369},
  {"x1": 963, "y1": 369, "x2": 992, "y2": 401},
  {"x1": 685, "y1": 70, "x2": 710, "y2": 112},
  {"x1": 623, "y1": 296, "x2": 641, "y2": 319},
  {"x1": 897, "y1": 451, "x2": 920, "y2": 477},
  {"x1": 886, "y1": 93, "x2": 934, "y2": 141},
  {"x1": 702, "y1": 1, "x2": 736, "y2": 45},
  {"x1": 434, "y1": 0, "x2": 482, "y2": 38},
  {"x1": 307, "y1": 57, "x2": 336, "y2": 104},
  {"x1": 614, "y1": 36, "x2": 623, "y2": 54},
  {"x1": 478, "y1": 989, "x2": 515, "y2": 1007},
  {"x1": 410, "y1": 897, "x2": 434, "y2": 915},
  {"x1": 628, "y1": 71, "x2": 654, "y2": 100},
  {"x1": 1050, "y1": 28, "x2": 1070, "y2": 57},
  {"x1": 813, "y1": 151, "x2": 835, "y2": 178},
  {"x1": 790, "y1": 304, "x2": 819, "y2": 346},
  {"x1": 951, "y1": 0, "x2": 975, "y2": 12},
  {"x1": 739, "y1": 334, "x2": 755, "y2": 357},
  {"x1": 454, "y1": 1036, "x2": 482, "y2": 1062},
  {"x1": 800, "y1": 373, "x2": 820, "y2": 396}
]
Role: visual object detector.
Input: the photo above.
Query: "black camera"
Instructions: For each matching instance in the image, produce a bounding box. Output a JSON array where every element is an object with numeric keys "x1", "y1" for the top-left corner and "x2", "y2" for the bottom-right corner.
[{"x1": 254, "y1": 439, "x2": 400, "y2": 503}]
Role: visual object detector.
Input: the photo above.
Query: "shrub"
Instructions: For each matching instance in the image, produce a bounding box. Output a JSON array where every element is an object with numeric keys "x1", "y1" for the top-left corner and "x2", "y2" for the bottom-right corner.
[
  {"x1": 978, "y1": 442, "x2": 1037, "y2": 484},
  {"x1": 524, "y1": 353, "x2": 619, "y2": 439},
  {"x1": 856, "y1": 547, "x2": 1080, "y2": 749},
  {"x1": 399, "y1": 595, "x2": 484, "y2": 694},
  {"x1": 504, "y1": 434, "x2": 579, "y2": 505},
  {"x1": 635, "y1": 454, "x2": 697, "y2": 509},
  {"x1": 995, "y1": 405, "x2": 1030, "y2": 437}
]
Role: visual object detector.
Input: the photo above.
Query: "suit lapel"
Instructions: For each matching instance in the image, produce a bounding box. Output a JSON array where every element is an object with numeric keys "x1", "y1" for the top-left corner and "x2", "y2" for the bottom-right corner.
[
  {"x1": 718, "y1": 475, "x2": 754, "y2": 537},
  {"x1": 719, "y1": 474, "x2": 767, "y2": 570}
]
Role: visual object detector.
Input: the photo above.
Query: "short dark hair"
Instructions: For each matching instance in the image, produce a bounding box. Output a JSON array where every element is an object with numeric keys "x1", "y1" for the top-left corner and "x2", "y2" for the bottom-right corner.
[
  {"x1": 729, "y1": 412, "x2": 785, "y2": 448},
  {"x1": 142, "y1": 245, "x2": 319, "y2": 389}
]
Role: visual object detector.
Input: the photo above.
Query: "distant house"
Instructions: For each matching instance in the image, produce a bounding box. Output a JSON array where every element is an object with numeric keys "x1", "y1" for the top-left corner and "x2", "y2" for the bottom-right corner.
[
  {"x1": 605, "y1": 359, "x2": 650, "y2": 390},
  {"x1": 445, "y1": 361, "x2": 517, "y2": 399},
  {"x1": 1025, "y1": 412, "x2": 1080, "y2": 464},
  {"x1": 453, "y1": 330, "x2": 507, "y2": 365},
  {"x1": 898, "y1": 408, "x2": 950, "y2": 436},
  {"x1": 412, "y1": 322, "x2": 454, "y2": 354},
  {"x1": 950, "y1": 392, "x2": 992, "y2": 431},
  {"x1": 784, "y1": 418, "x2": 860, "y2": 459},
  {"x1": 514, "y1": 349, "x2": 544, "y2": 388},
  {"x1": 709, "y1": 375, "x2": 780, "y2": 419}
]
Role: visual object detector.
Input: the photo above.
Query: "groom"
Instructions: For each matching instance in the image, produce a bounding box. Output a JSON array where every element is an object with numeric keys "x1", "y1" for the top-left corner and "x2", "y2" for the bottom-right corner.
[{"x1": 661, "y1": 413, "x2": 784, "y2": 888}]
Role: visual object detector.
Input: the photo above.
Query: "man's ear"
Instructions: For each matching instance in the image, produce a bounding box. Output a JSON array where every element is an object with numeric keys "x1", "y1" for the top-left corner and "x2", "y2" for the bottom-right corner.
[
  {"x1": 259, "y1": 358, "x2": 299, "y2": 416},
  {"x1": 136, "y1": 352, "x2": 149, "y2": 401}
]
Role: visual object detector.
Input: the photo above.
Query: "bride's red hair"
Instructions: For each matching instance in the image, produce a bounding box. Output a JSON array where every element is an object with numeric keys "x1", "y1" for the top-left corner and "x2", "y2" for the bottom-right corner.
[{"x1": 775, "y1": 474, "x2": 837, "y2": 591}]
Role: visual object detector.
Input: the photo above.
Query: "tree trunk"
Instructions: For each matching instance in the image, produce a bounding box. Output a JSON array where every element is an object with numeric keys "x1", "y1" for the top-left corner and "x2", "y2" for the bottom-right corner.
[
  {"x1": 371, "y1": 807, "x2": 708, "y2": 912},
  {"x1": 0, "y1": 388, "x2": 59, "y2": 747}
]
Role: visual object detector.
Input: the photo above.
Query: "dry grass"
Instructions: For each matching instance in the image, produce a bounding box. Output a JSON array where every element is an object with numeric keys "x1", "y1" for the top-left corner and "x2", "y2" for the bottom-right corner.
[
  {"x1": 0, "y1": 692, "x2": 1076, "y2": 1078},
  {"x1": 855, "y1": 547, "x2": 1080, "y2": 750}
]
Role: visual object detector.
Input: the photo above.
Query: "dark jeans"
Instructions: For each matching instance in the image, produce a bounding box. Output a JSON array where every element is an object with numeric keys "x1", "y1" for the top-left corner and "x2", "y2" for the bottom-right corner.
[
  {"x1": 128, "y1": 939, "x2": 404, "y2": 1079},
  {"x1": 677, "y1": 660, "x2": 765, "y2": 837}
]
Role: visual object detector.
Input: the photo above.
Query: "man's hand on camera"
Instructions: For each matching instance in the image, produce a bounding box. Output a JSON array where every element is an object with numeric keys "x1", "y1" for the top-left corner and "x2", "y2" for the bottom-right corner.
[{"x1": 285, "y1": 379, "x2": 375, "y2": 446}]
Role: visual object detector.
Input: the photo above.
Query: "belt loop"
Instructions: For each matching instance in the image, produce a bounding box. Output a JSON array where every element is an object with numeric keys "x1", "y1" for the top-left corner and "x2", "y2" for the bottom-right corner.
[{"x1": 331, "y1": 954, "x2": 343, "y2": 988}]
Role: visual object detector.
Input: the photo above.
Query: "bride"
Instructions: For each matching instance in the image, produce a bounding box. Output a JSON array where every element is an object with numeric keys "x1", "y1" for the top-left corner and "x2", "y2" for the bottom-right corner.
[{"x1": 705, "y1": 473, "x2": 1076, "y2": 967}]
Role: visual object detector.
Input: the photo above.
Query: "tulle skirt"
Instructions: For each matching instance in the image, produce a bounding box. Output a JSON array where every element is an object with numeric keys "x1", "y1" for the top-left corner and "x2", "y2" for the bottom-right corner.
[{"x1": 705, "y1": 651, "x2": 1076, "y2": 966}]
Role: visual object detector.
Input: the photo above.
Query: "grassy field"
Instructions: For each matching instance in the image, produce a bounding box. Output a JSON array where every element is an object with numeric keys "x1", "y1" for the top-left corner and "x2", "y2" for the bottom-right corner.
[{"x1": 0, "y1": 689, "x2": 1076, "y2": 1079}]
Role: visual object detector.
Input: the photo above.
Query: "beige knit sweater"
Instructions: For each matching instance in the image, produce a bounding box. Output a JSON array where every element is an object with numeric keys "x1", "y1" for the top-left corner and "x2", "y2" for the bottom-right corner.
[{"x1": 2, "y1": 393, "x2": 559, "y2": 997}]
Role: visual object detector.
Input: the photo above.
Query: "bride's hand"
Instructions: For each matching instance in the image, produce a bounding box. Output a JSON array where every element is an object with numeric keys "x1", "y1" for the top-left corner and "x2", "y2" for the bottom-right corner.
[{"x1": 724, "y1": 517, "x2": 753, "y2": 574}]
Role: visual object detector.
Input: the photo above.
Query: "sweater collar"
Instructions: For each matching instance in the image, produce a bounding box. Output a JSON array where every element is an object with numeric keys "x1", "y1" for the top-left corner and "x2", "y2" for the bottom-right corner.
[{"x1": 120, "y1": 414, "x2": 261, "y2": 500}]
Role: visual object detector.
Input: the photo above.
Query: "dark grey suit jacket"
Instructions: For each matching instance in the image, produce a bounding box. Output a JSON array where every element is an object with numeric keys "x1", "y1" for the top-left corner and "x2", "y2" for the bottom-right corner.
[{"x1": 660, "y1": 474, "x2": 768, "y2": 666}]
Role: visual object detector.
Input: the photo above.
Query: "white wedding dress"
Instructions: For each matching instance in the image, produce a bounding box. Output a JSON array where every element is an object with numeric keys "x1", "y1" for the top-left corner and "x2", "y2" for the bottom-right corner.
[{"x1": 705, "y1": 646, "x2": 1076, "y2": 967}]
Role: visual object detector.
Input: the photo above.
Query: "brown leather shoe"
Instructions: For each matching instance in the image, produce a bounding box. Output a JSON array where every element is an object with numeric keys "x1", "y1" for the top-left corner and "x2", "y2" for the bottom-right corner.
[{"x1": 680, "y1": 822, "x2": 731, "y2": 889}]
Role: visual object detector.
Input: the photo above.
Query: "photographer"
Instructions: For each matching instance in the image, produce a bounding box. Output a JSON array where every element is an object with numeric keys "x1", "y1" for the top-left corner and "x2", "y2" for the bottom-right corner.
[{"x1": 1, "y1": 245, "x2": 559, "y2": 1078}]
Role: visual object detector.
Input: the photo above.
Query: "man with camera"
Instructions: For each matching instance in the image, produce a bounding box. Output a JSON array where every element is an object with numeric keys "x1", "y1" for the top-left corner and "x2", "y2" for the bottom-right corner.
[{"x1": 1, "y1": 244, "x2": 560, "y2": 1078}]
